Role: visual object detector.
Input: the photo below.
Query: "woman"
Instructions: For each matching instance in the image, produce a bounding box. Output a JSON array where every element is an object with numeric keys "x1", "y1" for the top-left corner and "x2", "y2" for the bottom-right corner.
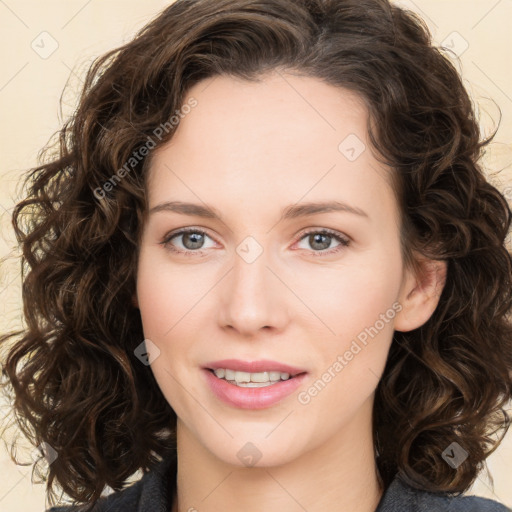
[{"x1": 1, "y1": 0, "x2": 511, "y2": 511}]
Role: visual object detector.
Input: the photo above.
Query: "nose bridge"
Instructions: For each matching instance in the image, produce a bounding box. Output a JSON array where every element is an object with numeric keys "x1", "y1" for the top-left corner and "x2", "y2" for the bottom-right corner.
[{"x1": 219, "y1": 234, "x2": 287, "y2": 334}]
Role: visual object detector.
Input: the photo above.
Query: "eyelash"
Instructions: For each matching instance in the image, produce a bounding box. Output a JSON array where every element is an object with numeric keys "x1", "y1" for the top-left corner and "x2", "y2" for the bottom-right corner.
[{"x1": 160, "y1": 227, "x2": 350, "y2": 257}]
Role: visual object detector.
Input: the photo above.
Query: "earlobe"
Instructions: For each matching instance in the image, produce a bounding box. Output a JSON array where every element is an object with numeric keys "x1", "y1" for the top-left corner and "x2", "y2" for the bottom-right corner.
[{"x1": 394, "y1": 258, "x2": 447, "y2": 333}]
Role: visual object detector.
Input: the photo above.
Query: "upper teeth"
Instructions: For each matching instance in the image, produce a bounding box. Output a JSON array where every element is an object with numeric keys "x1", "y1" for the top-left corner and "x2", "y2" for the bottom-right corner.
[{"x1": 213, "y1": 368, "x2": 291, "y2": 383}]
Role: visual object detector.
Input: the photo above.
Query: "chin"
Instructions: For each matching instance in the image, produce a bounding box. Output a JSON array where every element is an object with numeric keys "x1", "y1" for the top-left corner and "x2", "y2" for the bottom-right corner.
[{"x1": 201, "y1": 434, "x2": 309, "y2": 469}]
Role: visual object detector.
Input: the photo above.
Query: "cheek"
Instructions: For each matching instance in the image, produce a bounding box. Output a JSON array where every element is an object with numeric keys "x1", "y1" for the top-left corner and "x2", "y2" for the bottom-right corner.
[
  {"x1": 291, "y1": 249, "x2": 403, "y2": 341},
  {"x1": 135, "y1": 256, "x2": 199, "y2": 408},
  {"x1": 305, "y1": 296, "x2": 398, "y2": 415},
  {"x1": 136, "y1": 278, "x2": 171, "y2": 338},
  {"x1": 136, "y1": 248, "x2": 202, "y2": 338},
  {"x1": 300, "y1": 249, "x2": 402, "y2": 398}
]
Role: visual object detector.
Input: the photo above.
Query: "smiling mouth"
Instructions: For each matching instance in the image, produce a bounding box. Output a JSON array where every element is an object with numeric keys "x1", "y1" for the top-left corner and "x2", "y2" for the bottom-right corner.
[{"x1": 207, "y1": 368, "x2": 307, "y2": 387}]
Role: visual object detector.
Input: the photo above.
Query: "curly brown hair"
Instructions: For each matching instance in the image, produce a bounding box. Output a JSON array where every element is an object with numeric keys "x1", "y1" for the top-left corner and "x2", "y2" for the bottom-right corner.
[{"x1": 1, "y1": 0, "x2": 512, "y2": 509}]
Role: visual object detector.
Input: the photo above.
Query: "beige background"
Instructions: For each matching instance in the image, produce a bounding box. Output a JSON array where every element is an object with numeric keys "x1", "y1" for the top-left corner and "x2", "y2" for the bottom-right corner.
[{"x1": 1, "y1": 1, "x2": 511, "y2": 511}]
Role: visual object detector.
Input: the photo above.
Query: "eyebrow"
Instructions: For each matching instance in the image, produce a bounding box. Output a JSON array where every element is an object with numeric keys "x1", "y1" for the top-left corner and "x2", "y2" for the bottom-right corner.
[{"x1": 149, "y1": 200, "x2": 369, "y2": 221}]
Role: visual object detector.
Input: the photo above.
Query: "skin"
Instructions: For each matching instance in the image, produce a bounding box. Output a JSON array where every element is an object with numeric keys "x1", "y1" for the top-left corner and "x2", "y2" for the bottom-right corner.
[{"x1": 134, "y1": 71, "x2": 447, "y2": 512}]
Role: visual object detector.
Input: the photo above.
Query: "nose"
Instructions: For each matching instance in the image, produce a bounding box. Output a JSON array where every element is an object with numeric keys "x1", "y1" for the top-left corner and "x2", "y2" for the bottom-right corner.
[{"x1": 217, "y1": 242, "x2": 290, "y2": 337}]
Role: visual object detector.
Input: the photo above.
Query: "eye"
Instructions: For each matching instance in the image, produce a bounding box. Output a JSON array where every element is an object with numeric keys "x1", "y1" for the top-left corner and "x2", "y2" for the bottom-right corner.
[
  {"x1": 294, "y1": 228, "x2": 350, "y2": 256},
  {"x1": 160, "y1": 228, "x2": 216, "y2": 256},
  {"x1": 160, "y1": 227, "x2": 350, "y2": 257}
]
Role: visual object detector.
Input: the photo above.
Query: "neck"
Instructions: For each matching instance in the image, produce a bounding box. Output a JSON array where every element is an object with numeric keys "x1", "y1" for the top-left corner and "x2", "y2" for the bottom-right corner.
[{"x1": 171, "y1": 396, "x2": 383, "y2": 512}]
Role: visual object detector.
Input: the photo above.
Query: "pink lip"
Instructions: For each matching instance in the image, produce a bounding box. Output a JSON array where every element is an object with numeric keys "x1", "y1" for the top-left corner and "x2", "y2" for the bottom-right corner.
[
  {"x1": 203, "y1": 358, "x2": 307, "y2": 376},
  {"x1": 202, "y1": 368, "x2": 308, "y2": 409}
]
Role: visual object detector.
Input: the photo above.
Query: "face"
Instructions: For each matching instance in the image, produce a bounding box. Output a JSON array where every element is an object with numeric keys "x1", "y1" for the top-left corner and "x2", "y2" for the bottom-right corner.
[{"x1": 135, "y1": 71, "x2": 439, "y2": 468}]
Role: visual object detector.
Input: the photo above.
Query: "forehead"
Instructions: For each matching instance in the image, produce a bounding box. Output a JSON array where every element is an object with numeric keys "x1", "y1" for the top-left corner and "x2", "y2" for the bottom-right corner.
[
  {"x1": 151, "y1": 71, "x2": 368, "y2": 168},
  {"x1": 146, "y1": 72, "x2": 396, "y2": 223}
]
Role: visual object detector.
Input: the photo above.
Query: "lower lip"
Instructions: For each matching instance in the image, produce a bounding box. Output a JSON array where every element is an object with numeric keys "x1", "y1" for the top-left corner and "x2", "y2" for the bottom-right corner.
[{"x1": 202, "y1": 369, "x2": 308, "y2": 409}]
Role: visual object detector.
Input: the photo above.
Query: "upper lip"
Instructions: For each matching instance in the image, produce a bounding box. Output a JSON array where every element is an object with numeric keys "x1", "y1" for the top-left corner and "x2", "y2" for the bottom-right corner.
[{"x1": 203, "y1": 359, "x2": 307, "y2": 376}]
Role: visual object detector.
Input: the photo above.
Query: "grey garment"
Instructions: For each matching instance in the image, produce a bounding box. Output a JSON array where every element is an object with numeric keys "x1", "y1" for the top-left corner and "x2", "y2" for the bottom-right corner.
[
  {"x1": 47, "y1": 451, "x2": 510, "y2": 512},
  {"x1": 374, "y1": 476, "x2": 511, "y2": 512}
]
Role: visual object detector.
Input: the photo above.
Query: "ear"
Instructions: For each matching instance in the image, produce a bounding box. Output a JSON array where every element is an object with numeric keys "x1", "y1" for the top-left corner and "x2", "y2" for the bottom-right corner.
[
  {"x1": 132, "y1": 292, "x2": 139, "y2": 309},
  {"x1": 394, "y1": 257, "x2": 447, "y2": 333}
]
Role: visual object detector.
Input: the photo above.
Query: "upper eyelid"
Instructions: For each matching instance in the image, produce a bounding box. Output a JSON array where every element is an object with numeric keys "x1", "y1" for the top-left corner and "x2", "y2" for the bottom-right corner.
[{"x1": 164, "y1": 227, "x2": 216, "y2": 243}]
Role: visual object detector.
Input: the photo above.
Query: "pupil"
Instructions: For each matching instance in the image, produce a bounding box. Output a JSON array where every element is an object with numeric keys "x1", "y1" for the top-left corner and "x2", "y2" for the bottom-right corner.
[
  {"x1": 184, "y1": 232, "x2": 203, "y2": 249},
  {"x1": 311, "y1": 233, "x2": 329, "y2": 250}
]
